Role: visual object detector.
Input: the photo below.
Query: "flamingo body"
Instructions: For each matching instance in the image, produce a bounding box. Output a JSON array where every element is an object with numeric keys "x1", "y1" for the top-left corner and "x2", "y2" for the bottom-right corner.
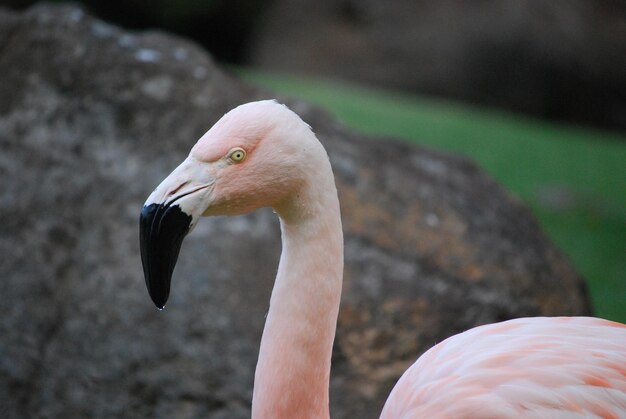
[
  {"x1": 139, "y1": 100, "x2": 626, "y2": 418},
  {"x1": 382, "y1": 316, "x2": 626, "y2": 418}
]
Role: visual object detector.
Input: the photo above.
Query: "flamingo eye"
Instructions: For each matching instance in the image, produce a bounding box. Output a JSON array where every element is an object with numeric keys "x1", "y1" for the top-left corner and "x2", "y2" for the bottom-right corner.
[{"x1": 228, "y1": 147, "x2": 246, "y2": 162}]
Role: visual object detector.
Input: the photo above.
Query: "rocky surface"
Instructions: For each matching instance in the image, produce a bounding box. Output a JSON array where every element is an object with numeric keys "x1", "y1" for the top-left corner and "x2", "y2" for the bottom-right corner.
[
  {"x1": 0, "y1": 5, "x2": 591, "y2": 419},
  {"x1": 252, "y1": 0, "x2": 626, "y2": 131}
]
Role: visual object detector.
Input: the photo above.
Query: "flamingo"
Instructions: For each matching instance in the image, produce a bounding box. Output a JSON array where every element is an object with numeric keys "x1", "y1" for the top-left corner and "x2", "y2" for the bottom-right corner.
[{"x1": 140, "y1": 100, "x2": 626, "y2": 418}]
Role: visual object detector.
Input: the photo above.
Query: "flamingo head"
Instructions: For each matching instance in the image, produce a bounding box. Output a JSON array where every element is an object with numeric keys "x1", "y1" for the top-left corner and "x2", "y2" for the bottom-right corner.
[{"x1": 140, "y1": 100, "x2": 321, "y2": 308}]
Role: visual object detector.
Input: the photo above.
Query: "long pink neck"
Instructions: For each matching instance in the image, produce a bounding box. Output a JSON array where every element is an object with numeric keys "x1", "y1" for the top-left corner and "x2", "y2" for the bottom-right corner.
[{"x1": 251, "y1": 172, "x2": 343, "y2": 419}]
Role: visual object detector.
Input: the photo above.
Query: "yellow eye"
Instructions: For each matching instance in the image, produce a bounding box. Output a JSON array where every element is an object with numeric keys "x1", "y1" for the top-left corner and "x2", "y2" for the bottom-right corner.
[{"x1": 229, "y1": 147, "x2": 246, "y2": 162}]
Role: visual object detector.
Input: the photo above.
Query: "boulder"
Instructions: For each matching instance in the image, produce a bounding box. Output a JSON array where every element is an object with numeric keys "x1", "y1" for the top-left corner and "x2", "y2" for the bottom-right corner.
[
  {"x1": 0, "y1": 5, "x2": 591, "y2": 419},
  {"x1": 251, "y1": 0, "x2": 626, "y2": 131}
]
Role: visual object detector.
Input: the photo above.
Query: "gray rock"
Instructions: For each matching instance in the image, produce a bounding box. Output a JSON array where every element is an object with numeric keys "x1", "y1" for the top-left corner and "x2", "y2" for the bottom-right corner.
[
  {"x1": 0, "y1": 5, "x2": 590, "y2": 419},
  {"x1": 251, "y1": 0, "x2": 626, "y2": 131}
]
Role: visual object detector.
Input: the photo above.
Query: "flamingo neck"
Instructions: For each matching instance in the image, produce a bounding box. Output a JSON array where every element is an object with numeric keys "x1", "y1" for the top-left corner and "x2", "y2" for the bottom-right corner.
[{"x1": 251, "y1": 172, "x2": 343, "y2": 419}]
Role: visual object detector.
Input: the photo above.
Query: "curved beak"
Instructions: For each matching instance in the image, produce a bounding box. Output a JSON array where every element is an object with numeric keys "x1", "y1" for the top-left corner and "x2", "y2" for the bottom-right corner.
[{"x1": 139, "y1": 157, "x2": 215, "y2": 309}]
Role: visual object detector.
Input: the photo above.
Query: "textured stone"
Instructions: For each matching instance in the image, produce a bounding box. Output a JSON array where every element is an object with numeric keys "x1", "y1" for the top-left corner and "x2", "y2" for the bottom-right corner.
[{"x1": 0, "y1": 5, "x2": 591, "y2": 419}]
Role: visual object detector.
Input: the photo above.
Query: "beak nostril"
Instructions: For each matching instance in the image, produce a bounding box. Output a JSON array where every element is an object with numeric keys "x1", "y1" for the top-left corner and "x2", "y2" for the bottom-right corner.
[
  {"x1": 164, "y1": 183, "x2": 211, "y2": 208},
  {"x1": 168, "y1": 181, "x2": 189, "y2": 197}
]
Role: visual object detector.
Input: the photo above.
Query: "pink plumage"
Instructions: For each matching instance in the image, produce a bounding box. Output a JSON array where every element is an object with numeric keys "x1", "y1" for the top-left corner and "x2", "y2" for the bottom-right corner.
[
  {"x1": 141, "y1": 100, "x2": 626, "y2": 418},
  {"x1": 381, "y1": 317, "x2": 626, "y2": 418}
]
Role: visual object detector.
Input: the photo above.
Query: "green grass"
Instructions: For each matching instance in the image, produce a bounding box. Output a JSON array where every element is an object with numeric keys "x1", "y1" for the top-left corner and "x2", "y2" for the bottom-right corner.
[{"x1": 239, "y1": 70, "x2": 626, "y2": 323}]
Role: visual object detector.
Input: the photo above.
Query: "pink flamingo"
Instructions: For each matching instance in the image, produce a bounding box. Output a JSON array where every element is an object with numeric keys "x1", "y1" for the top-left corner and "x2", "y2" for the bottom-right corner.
[{"x1": 140, "y1": 100, "x2": 626, "y2": 418}]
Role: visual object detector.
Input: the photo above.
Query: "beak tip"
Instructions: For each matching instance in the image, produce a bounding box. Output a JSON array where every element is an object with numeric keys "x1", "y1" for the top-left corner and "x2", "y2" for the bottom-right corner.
[
  {"x1": 149, "y1": 290, "x2": 168, "y2": 310},
  {"x1": 140, "y1": 202, "x2": 192, "y2": 310}
]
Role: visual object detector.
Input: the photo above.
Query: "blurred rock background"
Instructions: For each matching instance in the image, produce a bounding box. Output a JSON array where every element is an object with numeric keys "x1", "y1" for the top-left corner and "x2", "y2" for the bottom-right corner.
[{"x1": 4, "y1": 0, "x2": 626, "y2": 131}]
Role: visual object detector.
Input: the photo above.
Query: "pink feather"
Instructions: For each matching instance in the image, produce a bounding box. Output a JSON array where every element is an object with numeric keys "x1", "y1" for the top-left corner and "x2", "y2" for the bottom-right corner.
[
  {"x1": 382, "y1": 317, "x2": 626, "y2": 418},
  {"x1": 144, "y1": 100, "x2": 626, "y2": 418}
]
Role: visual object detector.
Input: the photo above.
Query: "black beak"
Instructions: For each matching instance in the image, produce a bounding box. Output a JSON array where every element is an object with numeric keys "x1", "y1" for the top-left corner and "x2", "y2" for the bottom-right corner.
[{"x1": 139, "y1": 203, "x2": 192, "y2": 309}]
